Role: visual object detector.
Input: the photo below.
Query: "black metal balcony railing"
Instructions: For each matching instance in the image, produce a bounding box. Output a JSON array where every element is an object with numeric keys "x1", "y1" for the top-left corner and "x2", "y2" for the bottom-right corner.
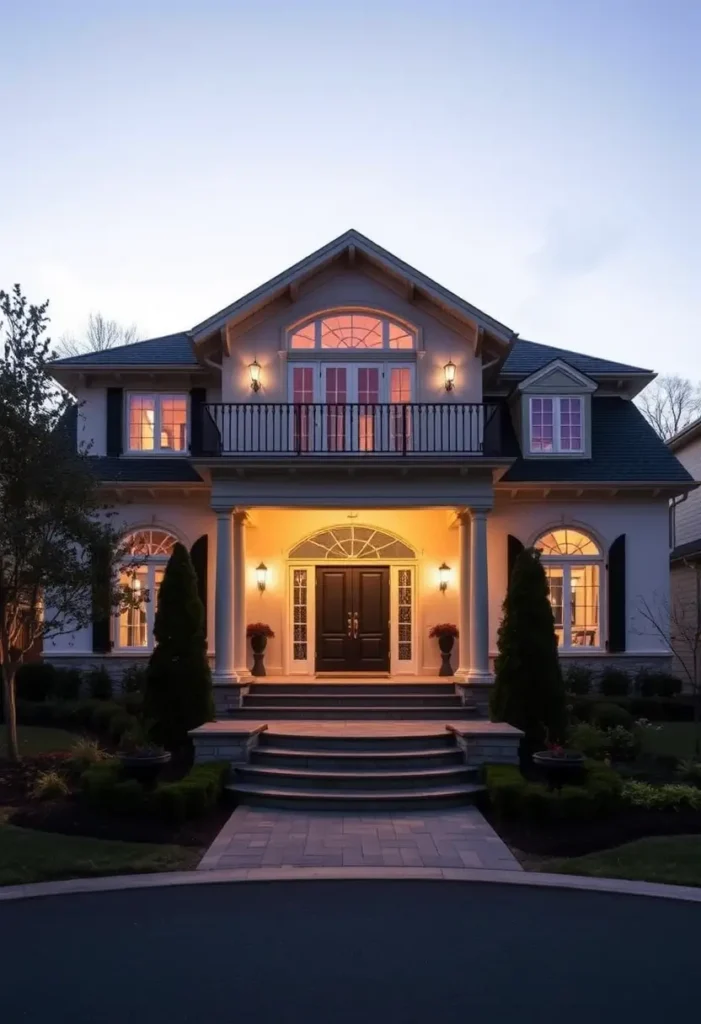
[{"x1": 199, "y1": 402, "x2": 500, "y2": 457}]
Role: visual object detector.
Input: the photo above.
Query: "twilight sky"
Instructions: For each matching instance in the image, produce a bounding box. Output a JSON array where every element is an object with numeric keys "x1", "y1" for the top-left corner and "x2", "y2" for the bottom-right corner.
[{"x1": 1, "y1": 0, "x2": 699, "y2": 373}]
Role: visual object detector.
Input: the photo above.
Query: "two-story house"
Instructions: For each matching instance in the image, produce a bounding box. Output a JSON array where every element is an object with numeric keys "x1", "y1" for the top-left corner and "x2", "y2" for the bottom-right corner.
[
  {"x1": 47, "y1": 230, "x2": 692, "y2": 701},
  {"x1": 668, "y1": 417, "x2": 701, "y2": 684}
]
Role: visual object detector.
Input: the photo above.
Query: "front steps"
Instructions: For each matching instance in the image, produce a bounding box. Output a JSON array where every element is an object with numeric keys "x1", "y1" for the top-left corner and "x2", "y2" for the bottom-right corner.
[
  {"x1": 234, "y1": 682, "x2": 478, "y2": 721},
  {"x1": 226, "y1": 729, "x2": 484, "y2": 810}
]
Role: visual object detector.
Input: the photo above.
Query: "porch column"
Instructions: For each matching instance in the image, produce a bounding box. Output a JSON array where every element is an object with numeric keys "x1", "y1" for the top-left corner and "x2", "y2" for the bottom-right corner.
[
  {"x1": 214, "y1": 508, "x2": 237, "y2": 681},
  {"x1": 456, "y1": 511, "x2": 471, "y2": 677},
  {"x1": 233, "y1": 511, "x2": 249, "y2": 678},
  {"x1": 467, "y1": 508, "x2": 492, "y2": 683}
]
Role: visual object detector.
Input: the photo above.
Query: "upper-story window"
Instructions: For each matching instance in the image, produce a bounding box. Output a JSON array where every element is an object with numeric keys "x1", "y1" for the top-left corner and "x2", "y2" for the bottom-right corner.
[
  {"x1": 127, "y1": 393, "x2": 189, "y2": 453},
  {"x1": 289, "y1": 314, "x2": 415, "y2": 350},
  {"x1": 530, "y1": 396, "x2": 583, "y2": 453}
]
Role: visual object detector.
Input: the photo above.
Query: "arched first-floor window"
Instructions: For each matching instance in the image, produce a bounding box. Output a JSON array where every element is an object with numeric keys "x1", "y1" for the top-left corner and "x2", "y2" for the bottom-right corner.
[
  {"x1": 117, "y1": 529, "x2": 178, "y2": 649},
  {"x1": 535, "y1": 528, "x2": 602, "y2": 649}
]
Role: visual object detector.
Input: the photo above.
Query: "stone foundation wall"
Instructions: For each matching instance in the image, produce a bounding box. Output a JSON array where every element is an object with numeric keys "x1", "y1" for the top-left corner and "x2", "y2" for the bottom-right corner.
[{"x1": 191, "y1": 726, "x2": 266, "y2": 765}]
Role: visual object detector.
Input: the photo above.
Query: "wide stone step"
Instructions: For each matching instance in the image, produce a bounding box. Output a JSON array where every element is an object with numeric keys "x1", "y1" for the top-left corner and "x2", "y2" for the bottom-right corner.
[
  {"x1": 235, "y1": 763, "x2": 478, "y2": 791},
  {"x1": 251, "y1": 745, "x2": 465, "y2": 770},
  {"x1": 235, "y1": 706, "x2": 478, "y2": 720},
  {"x1": 242, "y1": 694, "x2": 464, "y2": 709},
  {"x1": 227, "y1": 781, "x2": 484, "y2": 811},
  {"x1": 258, "y1": 731, "x2": 457, "y2": 753},
  {"x1": 247, "y1": 684, "x2": 457, "y2": 696}
]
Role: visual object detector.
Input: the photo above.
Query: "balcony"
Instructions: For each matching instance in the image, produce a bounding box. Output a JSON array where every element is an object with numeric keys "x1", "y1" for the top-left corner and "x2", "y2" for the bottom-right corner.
[{"x1": 199, "y1": 403, "x2": 501, "y2": 457}]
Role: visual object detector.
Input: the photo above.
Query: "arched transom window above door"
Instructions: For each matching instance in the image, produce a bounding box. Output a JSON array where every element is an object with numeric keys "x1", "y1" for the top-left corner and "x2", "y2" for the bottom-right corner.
[
  {"x1": 117, "y1": 529, "x2": 178, "y2": 649},
  {"x1": 289, "y1": 313, "x2": 415, "y2": 350},
  {"x1": 289, "y1": 525, "x2": 415, "y2": 560},
  {"x1": 535, "y1": 528, "x2": 603, "y2": 650}
]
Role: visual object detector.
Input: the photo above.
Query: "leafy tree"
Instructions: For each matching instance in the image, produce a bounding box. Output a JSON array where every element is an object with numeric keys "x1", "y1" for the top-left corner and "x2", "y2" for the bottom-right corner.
[
  {"x1": 638, "y1": 375, "x2": 701, "y2": 441},
  {"x1": 55, "y1": 312, "x2": 139, "y2": 359},
  {"x1": 0, "y1": 285, "x2": 130, "y2": 761},
  {"x1": 490, "y1": 547, "x2": 567, "y2": 749},
  {"x1": 144, "y1": 543, "x2": 214, "y2": 750}
]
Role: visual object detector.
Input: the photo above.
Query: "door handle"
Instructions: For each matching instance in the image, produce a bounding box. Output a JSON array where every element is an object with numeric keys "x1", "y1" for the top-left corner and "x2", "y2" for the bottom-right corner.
[
  {"x1": 353, "y1": 613, "x2": 359, "y2": 639},
  {"x1": 347, "y1": 613, "x2": 353, "y2": 638}
]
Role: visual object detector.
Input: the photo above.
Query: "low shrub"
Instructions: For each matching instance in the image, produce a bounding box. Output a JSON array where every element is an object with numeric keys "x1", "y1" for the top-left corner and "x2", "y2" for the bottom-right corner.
[
  {"x1": 599, "y1": 668, "x2": 631, "y2": 697},
  {"x1": 569, "y1": 722, "x2": 640, "y2": 762},
  {"x1": 30, "y1": 770, "x2": 70, "y2": 801},
  {"x1": 53, "y1": 668, "x2": 83, "y2": 700},
  {"x1": 15, "y1": 662, "x2": 56, "y2": 702},
  {"x1": 80, "y1": 760, "x2": 229, "y2": 820},
  {"x1": 636, "y1": 670, "x2": 683, "y2": 699},
  {"x1": 675, "y1": 759, "x2": 701, "y2": 786},
  {"x1": 67, "y1": 738, "x2": 113, "y2": 775},
  {"x1": 622, "y1": 780, "x2": 701, "y2": 811},
  {"x1": 121, "y1": 692, "x2": 144, "y2": 717},
  {"x1": 569, "y1": 722, "x2": 607, "y2": 759},
  {"x1": 591, "y1": 702, "x2": 634, "y2": 730},
  {"x1": 122, "y1": 665, "x2": 147, "y2": 694},
  {"x1": 485, "y1": 760, "x2": 622, "y2": 822},
  {"x1": 572, "y1": 694, "x2": 695, "y2": 723},
  {"x1": 81, "y1": 761, "x2": 123, "y2": 806},
  {"x1": 564, "y1": 664, "x2": 594, "y2": 696},
  {"x1": 86, "y1": 666, "x2": 113, "y2": 701}
]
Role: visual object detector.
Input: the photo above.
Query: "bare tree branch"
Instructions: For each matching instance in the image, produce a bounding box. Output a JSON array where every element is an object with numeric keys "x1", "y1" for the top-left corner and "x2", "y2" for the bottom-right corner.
[
  {"x1": 55, "y1": 312, "x2": 139, "y2": 359},
  {"x1": 638, "y1": 375, "x2": 701, "y2": 441}
]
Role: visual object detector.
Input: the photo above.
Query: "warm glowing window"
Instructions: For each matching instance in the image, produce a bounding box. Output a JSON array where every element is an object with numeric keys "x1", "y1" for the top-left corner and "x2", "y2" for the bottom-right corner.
[
  {"x1": 536, "y1": 528, "x2": 601, "y2": 649},
  {"x1": 118, "y1": 530, "x2": 177, "y2": 650},
  {"x1": 530, "y1": 396, "x2": 583, "y2": 453},
  {"x1": 289, "y1": 314, "x2": 415, "y2": 350},
  {"x1": 128, "y1": 394, "x2": 188, "y2": 452}
]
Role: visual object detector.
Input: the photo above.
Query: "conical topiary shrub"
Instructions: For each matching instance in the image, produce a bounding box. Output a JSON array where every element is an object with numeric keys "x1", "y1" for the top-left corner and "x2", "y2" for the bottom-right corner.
[
  {"x1": 489, "y1": 547, "x2": 567, "y2": 749},
  {"x1": 144, "y1": 542, "x2": 214, "y2": 750}
]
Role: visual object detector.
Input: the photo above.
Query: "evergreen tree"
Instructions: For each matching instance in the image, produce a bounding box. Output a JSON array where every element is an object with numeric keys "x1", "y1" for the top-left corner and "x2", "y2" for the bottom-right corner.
[
  {"x1": 490, "y1": 547, "x2": 567, "y2": 748},
  {"x1": 144, "y1": 543, "x2": 214, "y2": 749}
]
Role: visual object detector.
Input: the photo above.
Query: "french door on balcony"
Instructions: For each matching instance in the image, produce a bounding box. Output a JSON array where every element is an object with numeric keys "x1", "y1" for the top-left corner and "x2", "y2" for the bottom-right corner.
[{"x1": 290, "y1": 363, "x2": 414, "y2": 453}]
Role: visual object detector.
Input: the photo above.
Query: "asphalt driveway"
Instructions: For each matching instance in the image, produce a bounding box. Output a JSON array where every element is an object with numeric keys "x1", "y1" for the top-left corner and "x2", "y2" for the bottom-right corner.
[{"x1": 1, "y1": 880, "x2": 698, "y2": 1023}]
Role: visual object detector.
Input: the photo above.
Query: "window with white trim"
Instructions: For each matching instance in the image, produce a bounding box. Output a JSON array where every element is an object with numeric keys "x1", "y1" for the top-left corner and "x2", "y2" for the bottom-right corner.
[
  {"x1": 289, "y1": 313, "x2": 415, "y2": 350},
  {"x1": 117, "y1": 530, "x2": 177, "y2": 649},
  {"x1": 529, "y1": 396, "x2": 583, "y2": 453},
  {"x1": 536, "y1": 528, "x2": 602, "y2": 649},
  {"x1": 127, "y1": 394, "x2": 189, "y2": 452}
]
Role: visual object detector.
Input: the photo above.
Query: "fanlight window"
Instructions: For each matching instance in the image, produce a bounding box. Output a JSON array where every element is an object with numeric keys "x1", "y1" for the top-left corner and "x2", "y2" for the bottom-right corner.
[
  {"x1": 535, "y1": 528, "x2": 602, "y2": 650},
  {"x1": 289, "y1": 314, "x2": 415, "y2": 350},
  {"x1": 118, "y1": 529, "x2": 178, "y2": 649},
  {"x1": 289, "y1": 526, "x2": 415, "y2": 560}
]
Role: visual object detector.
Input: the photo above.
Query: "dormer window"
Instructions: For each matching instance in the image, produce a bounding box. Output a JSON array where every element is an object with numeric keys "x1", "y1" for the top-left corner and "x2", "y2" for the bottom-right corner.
[
  {"x1": 289, "y1": 313, "x2": 415, "y2": 350},
  {"x1": 529, "y1": 396, "x2": 583, "y2": 453},
  {"x1": 127, "y1": 393, "x2": 188, "y2": 453}
]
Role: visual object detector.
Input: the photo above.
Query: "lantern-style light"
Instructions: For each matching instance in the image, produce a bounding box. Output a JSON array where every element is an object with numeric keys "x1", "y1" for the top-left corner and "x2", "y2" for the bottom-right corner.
[
  {"x1": 438, "y1": 562, "x2": 451, "y2": 592},
  {"x1": 256, "y1": 562, "x2": 268, "y2": 592},
  {"x1": 249, "y1": 359, "x2": 262, "y2": 392},
  {"x1": 443, "y1": 360, "x2": 456, "y2": 391}
]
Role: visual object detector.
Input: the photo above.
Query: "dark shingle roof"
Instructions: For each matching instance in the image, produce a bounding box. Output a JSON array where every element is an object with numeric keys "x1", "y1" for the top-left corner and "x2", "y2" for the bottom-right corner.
[
  {"x1": 501, "y1": 339, "x2": 652, "y2": 378},
  {"x1": 51, "y1": 333, "x2": 197, "y2": 367},
  {"x1": 671, "y1": 540, "x2": 701, "y2": 562},
  {"x1": 501, "y1": 398, "x2": 694, "y2": 485},
  {"x1": 89, "y1": 458, "x2": 203, "y2": 483}
]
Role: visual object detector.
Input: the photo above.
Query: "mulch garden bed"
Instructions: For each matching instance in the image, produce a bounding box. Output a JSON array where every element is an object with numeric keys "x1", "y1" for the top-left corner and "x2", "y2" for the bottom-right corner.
[
  {"x1": 485, "y1": 806, "x2": 701, "y2": 858},
  {"x1": 0, "y1": 754, "x2": 72, "y2": 807}
]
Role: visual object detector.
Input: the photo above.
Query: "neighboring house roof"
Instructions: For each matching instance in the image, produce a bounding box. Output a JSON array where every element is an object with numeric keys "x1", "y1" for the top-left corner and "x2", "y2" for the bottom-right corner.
[
  {"x1": 501, "y1": 397, "x2": 694, "y2": 485},
  {"x1": 88, "y1": 458, "x2": 203, "y2": 483},
  {"x1": 667, "y1": 415, "x2": 701, "y2": 452},
  {"x1": 671, "y1": 539, "x2": 701, "y2": 563},
  {"x1": 51, "y1": 333, "x2": 198, "y2": 367},
  {"x1": 501, "y1": 339, "x2": 653, "y2": 379}
]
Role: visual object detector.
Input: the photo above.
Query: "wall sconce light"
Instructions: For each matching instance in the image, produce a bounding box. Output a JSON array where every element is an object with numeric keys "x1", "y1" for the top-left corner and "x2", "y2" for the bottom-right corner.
[
  {"x1": 443, "y1": 360, "x2": 456, "y2": 391},
  {"x1": 256, "y1": 563, "x2": 268, "y2": 592},
  {"x1": 249, "y1": 359, "x2": 262, "y2": 392},
  {"x1": 438, "y1": 562, "x2": 451, "y2": 592}
]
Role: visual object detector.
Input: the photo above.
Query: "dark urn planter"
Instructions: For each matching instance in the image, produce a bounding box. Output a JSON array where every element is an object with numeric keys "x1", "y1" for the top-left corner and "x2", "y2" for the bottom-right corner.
[
  {"x1": 118, "y1": 751, "x2": 171, "y2": 790},
  {"x1": 532, "y1": 750, "x2": 585, "y2": 790},
  {"x1": 437, "y1": 634, "x2": 455, "y2": 677},
  {"x1": 250, "y1": 634, "x2": 268, "y2": 677}
]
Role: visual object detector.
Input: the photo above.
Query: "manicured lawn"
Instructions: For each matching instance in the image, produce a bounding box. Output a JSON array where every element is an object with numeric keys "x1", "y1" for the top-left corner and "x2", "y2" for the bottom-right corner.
[
  {"x1": 0, "y1": 726, "x2": 79, "y2": 758},
  {"x1": 543, "y1": 835, "x2": 701, "y2": 888},
  {"x1": 641, "y1": 723, "x2": 700, "y2": 759},
  {"x1": 0, "y1": 821, "x2": 200, "y2": 886}
]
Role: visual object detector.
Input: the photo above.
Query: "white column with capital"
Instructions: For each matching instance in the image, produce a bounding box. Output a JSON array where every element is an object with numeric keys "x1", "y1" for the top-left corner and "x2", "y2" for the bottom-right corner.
[
  {"x1": 467, "y1": 508, "x2": 492, "y2": 683},
  {"x1": 233, "y1": 511, "x2": 249, "y2": 678},
  {"x1": 214, "y1": 508, "x2": 237, "y2": 682},
  {"x1": 456, "y1": 511, "x2": 471, "y2": 678}
]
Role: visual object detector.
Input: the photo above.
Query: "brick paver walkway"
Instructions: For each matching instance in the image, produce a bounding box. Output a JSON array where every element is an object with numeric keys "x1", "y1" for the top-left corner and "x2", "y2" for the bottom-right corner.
[{"x1": 198, "y1": 806, "x2": 522, "y2": 872}]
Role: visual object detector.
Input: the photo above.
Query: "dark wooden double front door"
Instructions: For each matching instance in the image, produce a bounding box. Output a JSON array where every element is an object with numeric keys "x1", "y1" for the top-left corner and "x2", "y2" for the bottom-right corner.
[{"x1": 315, "y1": 566, "x2": 390, "y2": 673}]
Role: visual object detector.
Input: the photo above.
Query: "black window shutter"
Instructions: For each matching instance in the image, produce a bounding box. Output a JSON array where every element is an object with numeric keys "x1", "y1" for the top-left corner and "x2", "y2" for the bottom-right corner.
[
  {"x1": 91, "y1": 543, "x2": 113, "y2": 653},
  {"x1": 608, "y1": 534, "x2": 626, "y2": 652},
  {"x1": 190, "y1": 534, "x2": 208, "y2": 637},
  {"x1": 189, "y1": 388, "x2": 206, "y2": 456},
  {"x1": 507, "y1": 535, "x2": 525, "y2": 586},
  {"x1": 106, "y1": 388, "x2": 123, "y2": 457}
]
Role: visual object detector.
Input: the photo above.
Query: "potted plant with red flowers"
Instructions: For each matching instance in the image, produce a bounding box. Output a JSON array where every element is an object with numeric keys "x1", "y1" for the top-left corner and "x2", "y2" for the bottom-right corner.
[
  {"x1": 247, "y1": 622, "x2": 275, "y2": 677},
  {"x1": 532, "y1": 734, "x2": 585, "y2": 789},
  {"x1": 429, "y1": 623, "x2": 459, "y2": 677}
]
